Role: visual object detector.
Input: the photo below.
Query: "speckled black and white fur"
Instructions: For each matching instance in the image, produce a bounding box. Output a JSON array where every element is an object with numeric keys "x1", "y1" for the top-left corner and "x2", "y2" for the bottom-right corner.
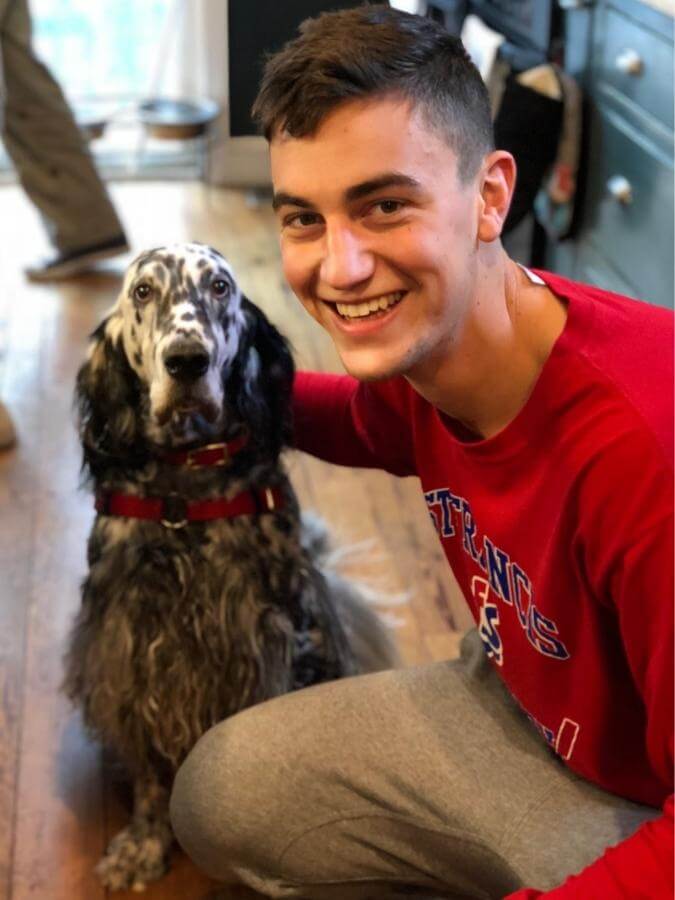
[{"x1": 63, "y1": 242, "x2": 397, "y2": 892}]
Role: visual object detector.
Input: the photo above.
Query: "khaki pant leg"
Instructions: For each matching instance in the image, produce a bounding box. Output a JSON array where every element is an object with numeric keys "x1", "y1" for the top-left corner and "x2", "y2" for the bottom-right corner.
[{"x1": 0, "y1": 0, "x2": 125, "y2": 252}]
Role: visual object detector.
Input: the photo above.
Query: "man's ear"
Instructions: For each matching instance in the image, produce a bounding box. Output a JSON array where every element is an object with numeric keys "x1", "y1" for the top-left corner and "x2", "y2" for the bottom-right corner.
[{"x1": 476, "y1": 150, "x2": 517, "y2": 243}]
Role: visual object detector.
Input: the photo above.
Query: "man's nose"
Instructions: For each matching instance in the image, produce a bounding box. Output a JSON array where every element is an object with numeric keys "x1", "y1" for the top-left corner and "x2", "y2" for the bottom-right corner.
[{"x1": 319, "y1": 223, "x2": 375, "y2": 290}]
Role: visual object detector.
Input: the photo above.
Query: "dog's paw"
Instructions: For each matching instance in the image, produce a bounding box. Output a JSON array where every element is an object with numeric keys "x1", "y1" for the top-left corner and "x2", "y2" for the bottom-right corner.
[{"x1": 95, "y1": 822, "x2": 172, "y2": 892}]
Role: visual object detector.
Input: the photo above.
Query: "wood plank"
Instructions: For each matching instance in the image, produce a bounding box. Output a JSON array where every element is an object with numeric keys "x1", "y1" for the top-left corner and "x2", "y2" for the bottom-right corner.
[
  {"x1": 9, "y1": 275, "x2": 109, "y2": 900},
  {"x1": 0, "y1": 217, "x2": 59, "y2": 900}
]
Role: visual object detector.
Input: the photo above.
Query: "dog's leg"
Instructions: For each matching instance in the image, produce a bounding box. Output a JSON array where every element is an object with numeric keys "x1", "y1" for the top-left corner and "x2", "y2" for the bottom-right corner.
[{"x1": 96, "y1": 773, "x2": 174, "y2": 892}]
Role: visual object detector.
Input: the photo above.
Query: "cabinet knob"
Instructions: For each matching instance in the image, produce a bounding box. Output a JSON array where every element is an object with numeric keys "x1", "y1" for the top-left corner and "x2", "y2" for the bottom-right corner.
[
  {"x1": 607, "y1": 175, "x2": 633, "y2": 205},
  {"x1": 615, "y1": 49, "x2": 643, "y2": 76}
]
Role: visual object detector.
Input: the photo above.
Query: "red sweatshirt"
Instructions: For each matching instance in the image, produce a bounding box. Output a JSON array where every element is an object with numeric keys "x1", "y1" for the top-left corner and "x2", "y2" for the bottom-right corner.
[{"x1": 292, "y1": 270, "x2": 674, "y2": 897}]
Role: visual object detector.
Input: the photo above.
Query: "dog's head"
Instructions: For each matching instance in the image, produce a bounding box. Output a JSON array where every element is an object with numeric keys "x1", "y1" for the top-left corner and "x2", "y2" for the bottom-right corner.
[{"x1": 77, "y1": 243, "x2": 294, "y2": 473}]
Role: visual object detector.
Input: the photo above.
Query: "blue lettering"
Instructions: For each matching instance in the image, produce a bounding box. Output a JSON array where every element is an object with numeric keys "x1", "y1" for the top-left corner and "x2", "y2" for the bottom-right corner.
[
  {"x1": 424, "y1": 489, "x2": 458, "y2": 538},
  {"x1": 484, "y1": 536, "x2": 512, "y2": 604},
  {"x1": 435, "y1": 488, "x2": 457, "y2": 538},
  {"x1": 478, "y1": 602, "x2": 503, "y2": 665},
  {"x1": 461, "y1": 500, "x2": 486, "y2": 568},
  {"x1": 511, "y1": 563, "x2": 531, "y2": 627},
  {"x1": 527, "y1": 606, "x2": 570, "y2": 660}
]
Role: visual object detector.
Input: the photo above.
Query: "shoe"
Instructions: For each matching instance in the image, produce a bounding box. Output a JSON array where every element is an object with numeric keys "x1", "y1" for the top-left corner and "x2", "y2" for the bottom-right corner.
[
  {"x1": 0, "y1": 400, "x2": 16, "y2": 449},
  {"x1": 25, "y1": 235, "x2": 130, "y2": 282}
]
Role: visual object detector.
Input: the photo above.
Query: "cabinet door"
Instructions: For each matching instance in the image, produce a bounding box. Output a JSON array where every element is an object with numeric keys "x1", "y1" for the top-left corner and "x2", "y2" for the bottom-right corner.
[
  {"x1": 594, "y1": 2, "x2": 673, "y2": 131},
  {"x1": 581, "y1": 103, "x2": 674, "y2": 309},
  {"x1": 547, "y1": 0, "x2": 674, "y2": 310},
  {"x1": 574, "y1": 240, "x2": 644, "y2": 301}
]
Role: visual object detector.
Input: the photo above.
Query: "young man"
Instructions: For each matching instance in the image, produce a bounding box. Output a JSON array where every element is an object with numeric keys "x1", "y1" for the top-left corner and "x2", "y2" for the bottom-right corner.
[{"x1": 170, "y1": 7, "x2": 673, "y2": 897}]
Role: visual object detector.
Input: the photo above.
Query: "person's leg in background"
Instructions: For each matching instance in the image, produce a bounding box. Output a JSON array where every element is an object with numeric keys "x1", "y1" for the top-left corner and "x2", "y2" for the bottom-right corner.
[
  {"x1": 170, "y1": 630, "x2": 656, "y2": 899},
  {"x1": 0, "y1": 0, "x2": 129, "y2": 281}
]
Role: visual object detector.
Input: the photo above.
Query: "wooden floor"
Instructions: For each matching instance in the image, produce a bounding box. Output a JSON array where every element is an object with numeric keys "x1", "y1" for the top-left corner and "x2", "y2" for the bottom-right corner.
[{"x1": 0, "y1": 181, "x2": 472, "y2": 900}]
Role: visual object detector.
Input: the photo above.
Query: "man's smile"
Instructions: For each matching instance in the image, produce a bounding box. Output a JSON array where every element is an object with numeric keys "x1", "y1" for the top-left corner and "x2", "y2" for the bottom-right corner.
[{"x1": 321, "y1": 290, "x2": 408, "y2": 321}]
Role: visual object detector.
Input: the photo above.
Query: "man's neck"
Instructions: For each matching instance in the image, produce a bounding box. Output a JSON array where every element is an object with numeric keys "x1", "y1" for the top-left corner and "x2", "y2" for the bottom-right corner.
[{"x1": 406, "y1": 251, "x2": 568, "y2": 441}]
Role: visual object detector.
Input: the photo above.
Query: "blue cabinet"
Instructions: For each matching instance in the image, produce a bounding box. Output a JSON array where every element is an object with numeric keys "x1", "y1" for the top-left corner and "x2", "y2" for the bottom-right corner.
[{"x1": 547, "y1": 0, "x2": 674, "y2": 309}]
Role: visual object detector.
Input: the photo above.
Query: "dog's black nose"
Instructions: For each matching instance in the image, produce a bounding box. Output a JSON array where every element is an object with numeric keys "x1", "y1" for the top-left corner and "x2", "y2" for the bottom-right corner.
[{"x1": 164, "y1": 347, "x2": 210, "y2": 382}]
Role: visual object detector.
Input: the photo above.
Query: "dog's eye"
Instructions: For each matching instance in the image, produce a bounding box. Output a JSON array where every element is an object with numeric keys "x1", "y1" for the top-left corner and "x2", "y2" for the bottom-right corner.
[
  {"x1": 211, "y1": 279, "x2": 230, "y2": 298},
  {"x1": 133, "y1": 282, "x2": 153, "y2": 302}
]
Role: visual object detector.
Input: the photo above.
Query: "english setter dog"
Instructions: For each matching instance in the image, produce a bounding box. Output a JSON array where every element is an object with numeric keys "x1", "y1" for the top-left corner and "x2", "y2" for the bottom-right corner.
[{"x1": 63, "y1": 242, "x2": 397, "y2": 891}]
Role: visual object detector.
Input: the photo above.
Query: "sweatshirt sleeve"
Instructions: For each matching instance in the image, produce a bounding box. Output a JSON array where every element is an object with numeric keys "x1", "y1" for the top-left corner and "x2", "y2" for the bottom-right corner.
[
  {"x1": 506, "y1": 504, "x2": 674, "y2": 897},
  {"x1": 291, "y1": 370, "x2": 417, "y2": 477}
]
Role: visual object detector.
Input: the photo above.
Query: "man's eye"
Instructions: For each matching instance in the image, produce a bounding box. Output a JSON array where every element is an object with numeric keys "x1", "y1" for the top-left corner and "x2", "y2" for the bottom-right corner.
[
  {"x1": 211, "y1": 279, "x2": 230, "y2": 297},
  {"x1": 286, "y1": 212, "x2": 320, "y2": 229},
  {"x1": 375, "y1": 200, "x2": 404, "y2": 215},
  {"x1": 133, "y1": 282, "x2": 153, "y2": 302}
]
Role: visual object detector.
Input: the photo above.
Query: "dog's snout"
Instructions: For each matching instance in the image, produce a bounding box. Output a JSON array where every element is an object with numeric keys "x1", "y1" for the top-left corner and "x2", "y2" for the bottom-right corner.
[{"x1": 164, "y1": 346, "x2": 210, "y2": 382}]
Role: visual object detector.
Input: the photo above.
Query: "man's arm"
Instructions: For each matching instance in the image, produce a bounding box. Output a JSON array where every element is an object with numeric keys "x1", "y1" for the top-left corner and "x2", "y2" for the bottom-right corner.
[
  {"x1": 292, "y1": 370, "x2": 417, "y2": 476},
  {"x1": 507, "y1": 508, "x2": 674, "y2": 897}
]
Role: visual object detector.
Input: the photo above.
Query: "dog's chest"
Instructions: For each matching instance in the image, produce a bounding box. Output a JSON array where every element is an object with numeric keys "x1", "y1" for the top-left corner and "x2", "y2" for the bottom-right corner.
[
  {"x1": 90, "y1": 508, "x2": 305, "y2": 604},
  {"x1": 85, "y1": 510, "x2": 335, "y2": 697}
]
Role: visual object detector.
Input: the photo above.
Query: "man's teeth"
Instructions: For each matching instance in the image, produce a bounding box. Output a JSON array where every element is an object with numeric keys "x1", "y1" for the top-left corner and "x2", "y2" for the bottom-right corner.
[{"x1": 336, "y1": 291, "x2": 404, "y2": 319}]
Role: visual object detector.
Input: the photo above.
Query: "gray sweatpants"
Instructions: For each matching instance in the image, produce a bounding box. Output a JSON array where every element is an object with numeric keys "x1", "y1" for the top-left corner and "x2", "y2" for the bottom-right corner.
[
  {"x1": 170, "y1": 631, "x2": 657, "y2": 899},
  {"x1": 0, "y1": 0, "x2": 125, "y2": 252}
]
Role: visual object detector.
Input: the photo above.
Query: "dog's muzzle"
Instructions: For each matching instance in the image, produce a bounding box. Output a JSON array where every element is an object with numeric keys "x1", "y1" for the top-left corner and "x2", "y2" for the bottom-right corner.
[{"x1": 163, "y1": 341, "x2": 210, "y2": 383}]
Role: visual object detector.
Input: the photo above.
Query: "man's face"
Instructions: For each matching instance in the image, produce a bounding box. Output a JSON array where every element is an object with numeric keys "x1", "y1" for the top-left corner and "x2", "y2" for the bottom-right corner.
[{"x1": 270, "y1": 96, "x2": 484, "y2": 382}]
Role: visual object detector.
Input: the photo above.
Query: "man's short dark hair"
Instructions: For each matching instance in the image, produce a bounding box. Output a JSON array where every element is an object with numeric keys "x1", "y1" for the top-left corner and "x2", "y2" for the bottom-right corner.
[{"x1": 252, "y1": 4, "x2": 494, "y2": 183}]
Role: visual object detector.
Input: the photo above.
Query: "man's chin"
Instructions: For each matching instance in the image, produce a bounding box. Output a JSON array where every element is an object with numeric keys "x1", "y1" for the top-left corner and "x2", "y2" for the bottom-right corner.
[{"x1": 338, "y1": 351, "x2": 408, "y2": 383}]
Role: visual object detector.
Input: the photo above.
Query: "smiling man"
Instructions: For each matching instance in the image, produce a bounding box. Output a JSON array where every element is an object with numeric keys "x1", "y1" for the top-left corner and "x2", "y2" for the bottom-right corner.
[
  {"x1": 270, "y1": 94, "x2": 568, "y2": 440},
  {"x1": 170, "y1": 6, "x2": 674, "y2": 898}
]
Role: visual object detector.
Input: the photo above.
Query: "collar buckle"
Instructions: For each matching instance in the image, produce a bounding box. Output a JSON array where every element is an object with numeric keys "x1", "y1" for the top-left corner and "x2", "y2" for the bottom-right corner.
[
  {"x1": 160, "y1": 493, "x2": 189, "y2": 528},
  {"x1": 264, "y1": 488, "x2": 276, "y2": 511},
  {"x1": 185, "y1": 442, "x2": 230, "y2": 469},
  {"x1": 255, "y1": 487, "x2": 278, "y2": 512}
]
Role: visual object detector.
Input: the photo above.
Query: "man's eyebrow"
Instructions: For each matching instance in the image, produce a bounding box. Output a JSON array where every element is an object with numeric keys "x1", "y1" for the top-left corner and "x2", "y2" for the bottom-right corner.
[
  {"x1": 344, "y1": 173, "x2": 422, "y2": 203},
  {"x1": 272, "y1": 173, "x2": 422, "y2": 212},
  {"x1": 272, "y1": 192, "x2": 314, "y2": 212}
]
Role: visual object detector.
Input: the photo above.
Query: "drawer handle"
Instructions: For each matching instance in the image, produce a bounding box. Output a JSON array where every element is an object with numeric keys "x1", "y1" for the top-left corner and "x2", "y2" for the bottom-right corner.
[
  {"x1": 615, "y1": 49, "x2": 643, "y2": 76},
  {"x1": 607, "y1": 175, "x2": 633, "y2": 205}
]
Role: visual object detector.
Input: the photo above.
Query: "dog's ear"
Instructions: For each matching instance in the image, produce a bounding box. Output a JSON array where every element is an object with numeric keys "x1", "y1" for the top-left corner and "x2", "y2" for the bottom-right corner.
[
  {"x1": 229, "y1": 296, "x2": 295, "y2": 459},
  {"x1": 75, "y1": 315, "x2": 145, "y2": 479}
]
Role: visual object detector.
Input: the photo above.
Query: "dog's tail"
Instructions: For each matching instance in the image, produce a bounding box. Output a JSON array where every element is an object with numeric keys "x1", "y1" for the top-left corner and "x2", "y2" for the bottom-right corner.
[
  {"x1": 300, "y1": 512, "x2": 403, "y2": 674},
  {"x1": 323, "y1": 569, "x2": 403, "y2": 673}
]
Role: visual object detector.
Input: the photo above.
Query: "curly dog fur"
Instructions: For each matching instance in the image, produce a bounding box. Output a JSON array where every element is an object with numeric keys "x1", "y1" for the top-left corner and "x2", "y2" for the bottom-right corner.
[{"x1": 63, "y1": 242, "x2": 396, "y2": 891}]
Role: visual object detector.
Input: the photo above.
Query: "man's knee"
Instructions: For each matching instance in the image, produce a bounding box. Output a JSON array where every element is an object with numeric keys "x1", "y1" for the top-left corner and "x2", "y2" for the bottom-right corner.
[{"x1": 169, "y1": 700, "x2": 295, "y2": 882}]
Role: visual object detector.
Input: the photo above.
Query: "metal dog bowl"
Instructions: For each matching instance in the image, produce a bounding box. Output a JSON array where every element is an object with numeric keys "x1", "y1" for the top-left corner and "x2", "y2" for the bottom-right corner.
[
  {"x1": 138, "y1": 98, "x2": 220, "y2": 139},
  {"x1": 75, "y1": 104, "x2": 108, "y2": 141}
]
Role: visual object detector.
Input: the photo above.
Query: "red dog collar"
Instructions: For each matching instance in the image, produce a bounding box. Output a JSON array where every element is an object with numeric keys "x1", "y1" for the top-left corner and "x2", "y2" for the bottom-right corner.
[
  {"x1": 95, "y1": 485, "x2": 284, "y2": 529},
  {"x1": 160, "y1": 433, "x2": 249, "y2": 468}
]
